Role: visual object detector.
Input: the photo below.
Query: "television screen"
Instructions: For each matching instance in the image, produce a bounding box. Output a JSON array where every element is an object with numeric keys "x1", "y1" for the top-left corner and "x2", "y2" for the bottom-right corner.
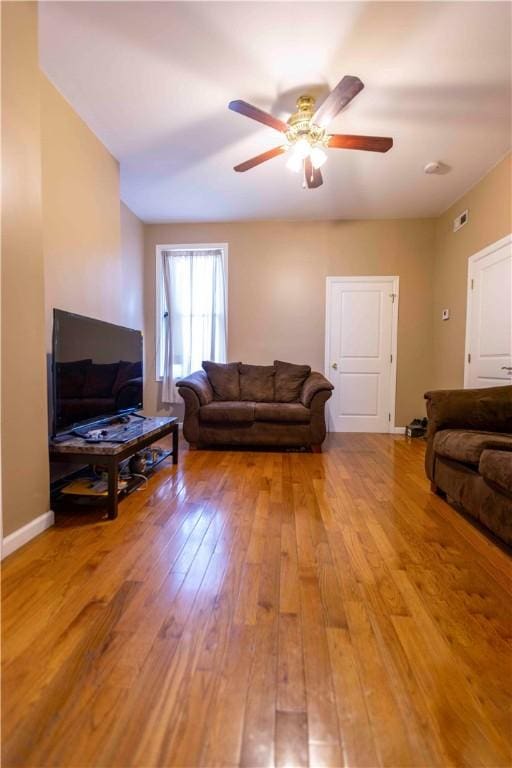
[{"x1": 52, "y1": 309, "x2": 143, "y2": 434}]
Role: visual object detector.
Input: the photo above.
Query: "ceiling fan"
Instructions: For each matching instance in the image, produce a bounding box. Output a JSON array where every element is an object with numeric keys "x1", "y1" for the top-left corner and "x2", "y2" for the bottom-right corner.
[{"x1": 229, "y1": 75, "x2": 393, "y2": 189}]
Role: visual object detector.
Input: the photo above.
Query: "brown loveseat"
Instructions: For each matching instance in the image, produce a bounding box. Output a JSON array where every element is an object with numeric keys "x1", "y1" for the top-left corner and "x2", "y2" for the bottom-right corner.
[
  {"x1": 177, "y1": 360, "x2": 333, "y2": 452},
  {"x1": 424, "y1": 385, "x2": 512, "y2": 545}
]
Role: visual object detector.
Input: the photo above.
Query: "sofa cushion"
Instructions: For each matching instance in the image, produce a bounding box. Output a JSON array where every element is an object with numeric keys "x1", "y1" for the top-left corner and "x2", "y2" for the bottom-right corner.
[
  {"x1": 480, "y1": 449, "x2": 512, "y2": 495},
  {"x1": 202, "y1": 361, "x2": 241, "y2": 401},
  {"x1": 83, "y1": 362, "x2": 119, "y2": 398},
  {"x1": 434, "y1": 429, "x2": 512, "y2": 465},
  {"x1": 199, "y1": 401, "x2": 255, "y2": 423},
  {"x1": 274, "y1": 360, "x2": 311, "y2": 402},
  {"x1": 254, "y1": 402, "x2": 311, "y2": 424},
  {"x1": 239, "y1": 364, "x2": 275, "y2": 402}
]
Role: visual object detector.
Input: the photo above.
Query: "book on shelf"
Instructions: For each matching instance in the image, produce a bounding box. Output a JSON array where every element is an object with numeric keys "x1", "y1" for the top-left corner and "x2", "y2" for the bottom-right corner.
[{"x1": 61, "y1": 478, "x2": 129, "y2": 497}]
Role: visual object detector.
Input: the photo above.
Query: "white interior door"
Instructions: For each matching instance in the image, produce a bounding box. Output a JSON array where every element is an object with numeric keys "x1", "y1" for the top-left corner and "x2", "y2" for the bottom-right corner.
[
  {"x1": 465, "y1": 235, "x2": 512, "y2": 388},
  {"x1": 326, "y1": 277, "x2": 398, "y2": 432}
]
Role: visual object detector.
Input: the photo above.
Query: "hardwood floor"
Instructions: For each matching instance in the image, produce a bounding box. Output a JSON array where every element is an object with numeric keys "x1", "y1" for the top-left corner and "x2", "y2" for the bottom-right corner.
[{"x1": 2, "y1": 434, "x2": 511, "y2": 768}]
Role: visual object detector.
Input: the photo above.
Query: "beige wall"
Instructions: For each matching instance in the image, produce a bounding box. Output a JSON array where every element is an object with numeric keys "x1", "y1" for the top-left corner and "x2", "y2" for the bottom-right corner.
[
  {"x1": 145, "y1": 219, "x2": 436, "y2": 426},
  {"x1": 42, "y1": 77, "x2": 144, "y2": 345},
  {"x1": 41, "y1": 77, "x2": 144, "y2": 481},
  {"x1": 1, "y1": 46, "x2": 145, "y2": 535},
  {"x1": 432, "y1": 153, "x2": 512, "y2": 389},
  {"x1": 120, "y1": 203, "x2": 145, "y2": 332},
  {"x1": 1, "y1": 2, "x2": 49, "y2": 536}
]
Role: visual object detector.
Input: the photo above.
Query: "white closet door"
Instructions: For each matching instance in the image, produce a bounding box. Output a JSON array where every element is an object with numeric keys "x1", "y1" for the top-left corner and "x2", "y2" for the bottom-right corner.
[
  {"x1": 466, "y1": 236, "x2": 512, "y2": 388},
  {"x1": 326, "y1": 277, "x2": 397, "y2": 432}
]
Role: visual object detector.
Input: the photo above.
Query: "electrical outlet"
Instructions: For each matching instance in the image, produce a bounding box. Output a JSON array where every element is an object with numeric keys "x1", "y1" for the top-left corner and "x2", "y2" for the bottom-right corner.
[{"x1": 442, "y1": 309, "x2": 450, "y2": 320}]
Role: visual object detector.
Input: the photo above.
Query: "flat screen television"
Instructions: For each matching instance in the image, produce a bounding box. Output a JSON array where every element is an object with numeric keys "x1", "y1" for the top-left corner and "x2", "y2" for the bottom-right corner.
[{"x1": 52, "y1": 309, "x2": 143, "y2": 435}]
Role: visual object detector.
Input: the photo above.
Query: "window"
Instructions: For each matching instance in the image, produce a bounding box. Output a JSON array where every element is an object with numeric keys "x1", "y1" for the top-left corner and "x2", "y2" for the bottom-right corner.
[{"x1": 155, "y1": 244, "x2": 228, "y2": 398}]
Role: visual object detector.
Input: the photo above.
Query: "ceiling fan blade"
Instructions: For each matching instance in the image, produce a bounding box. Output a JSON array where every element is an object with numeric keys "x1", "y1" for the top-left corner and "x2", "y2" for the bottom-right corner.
[
  {"x1": 304, "y1": 156, "x2": 323, "y2": 188},
  {"x1": 234, "y1": 145, "x2": 287, "y2": 172},
  {"x1": 229, "y1": 100, "x2": 289, "y2": 133},
  {"x1": 328, "y1": 134, "x2": 393, "y2": 152},
  {"x1": 313, "y1": 75, "x2": 364, "y2": 129}
]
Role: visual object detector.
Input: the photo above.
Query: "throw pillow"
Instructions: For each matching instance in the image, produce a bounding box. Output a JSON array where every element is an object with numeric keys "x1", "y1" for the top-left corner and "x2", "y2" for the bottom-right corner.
[
  {"x1": 239, "y1": 364, "x2": 275, "y2": 402},
  {"x1": 202, "y1": 361, "x2": 241, "y2": 401},
  {"x1": 274, "y1": 360, "x2": 311, "y2": 402}
]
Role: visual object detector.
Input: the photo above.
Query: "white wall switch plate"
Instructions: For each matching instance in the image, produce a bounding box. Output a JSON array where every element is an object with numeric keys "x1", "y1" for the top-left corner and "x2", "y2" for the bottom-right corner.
[{"x1": 442, "y1": 308, "x2": 450, "y2": 320}]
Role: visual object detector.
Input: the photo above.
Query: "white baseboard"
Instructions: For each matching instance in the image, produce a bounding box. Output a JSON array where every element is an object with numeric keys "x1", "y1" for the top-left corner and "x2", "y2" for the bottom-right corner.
[
  {"x1": 2, "y1": 510, "x2": 54, "y2": 560},
  {"x1": 392, "y1": 427, "x2": 406, "y2": 434}
]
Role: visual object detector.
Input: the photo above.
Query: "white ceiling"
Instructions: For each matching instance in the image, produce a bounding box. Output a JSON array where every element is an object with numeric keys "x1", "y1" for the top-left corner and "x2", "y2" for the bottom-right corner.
[{"x1": 39, "y1": 1, "x2": 511, "y2": 223}]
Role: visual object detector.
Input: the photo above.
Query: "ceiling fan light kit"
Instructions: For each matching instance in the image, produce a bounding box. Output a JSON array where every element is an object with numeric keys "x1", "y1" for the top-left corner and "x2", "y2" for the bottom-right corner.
[
  {"x1": 229, "y1": 75, "x2": 393, "y2": 189},
  {"x1": 310, "y1": 146, "x2": 327, "y2": 170}
]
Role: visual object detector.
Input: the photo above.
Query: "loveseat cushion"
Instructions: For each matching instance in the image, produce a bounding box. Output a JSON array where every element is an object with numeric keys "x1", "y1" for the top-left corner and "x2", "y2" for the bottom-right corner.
[
  {"x1": 202, "y1": 361, "x2": 241, "y2": 401},
  {"x1": 433, "y1": 429, "x2": 512, "y2": 465},
  {"x1": 199, "y1": 401, "x2": 255, "y2": 423},
  {"x1": 274, "y1": 360, "x2": 311, "y2": 402},
  {"x1": 254, "y1": 403, "x2": 311, "y2": 424},
  {"x1": 240, "y1": 364, "x2": 275, "y2": 402},
  {"x1": 480, "y1": 449, "x2": 512, "y2": 495}
]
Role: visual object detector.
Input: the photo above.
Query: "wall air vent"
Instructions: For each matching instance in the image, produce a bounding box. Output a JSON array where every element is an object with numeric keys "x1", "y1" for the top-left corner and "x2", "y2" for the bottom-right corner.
[{"x1": 453, "y1": 209, "x2": 469, "y2": 232}]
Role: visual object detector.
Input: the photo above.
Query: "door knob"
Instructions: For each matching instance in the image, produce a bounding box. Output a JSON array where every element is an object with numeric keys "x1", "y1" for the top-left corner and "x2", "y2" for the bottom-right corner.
[{"x1": 331, "y1": 362, "x2": 338, "y2": 370}]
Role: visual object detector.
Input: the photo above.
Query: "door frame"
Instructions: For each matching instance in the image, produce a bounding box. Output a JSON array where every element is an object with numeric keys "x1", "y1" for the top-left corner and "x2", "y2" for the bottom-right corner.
[
  {"x1": 324, "y1": 275, "x2": 400, "y2": 433},
  {"x1": 463, "y1": 233, "x2": 512, "y2": 388}
]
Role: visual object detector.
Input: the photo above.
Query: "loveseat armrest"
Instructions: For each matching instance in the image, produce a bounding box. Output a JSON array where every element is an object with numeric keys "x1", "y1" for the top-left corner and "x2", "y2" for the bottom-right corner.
[
  {"x1": 176, "y1": 370, "x2": 214, "y2": 405},
  {"x1": 300, "y1": 372, "x2": 334, "y2": 408},
  {"x1": 424, "y1": 386, "x2": 512, "y2": 436}
]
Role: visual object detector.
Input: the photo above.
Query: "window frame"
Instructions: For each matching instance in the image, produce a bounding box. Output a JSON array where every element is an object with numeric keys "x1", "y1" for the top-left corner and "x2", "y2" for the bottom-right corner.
[{"x1": 155, "y1": 243, "x2": 229, "y2": 381}]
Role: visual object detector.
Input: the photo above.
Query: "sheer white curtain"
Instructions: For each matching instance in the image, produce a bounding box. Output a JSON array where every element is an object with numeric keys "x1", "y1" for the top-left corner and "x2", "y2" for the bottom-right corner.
[{"x1": 161, "y1": 249, "x2": 227, "y2": 402}]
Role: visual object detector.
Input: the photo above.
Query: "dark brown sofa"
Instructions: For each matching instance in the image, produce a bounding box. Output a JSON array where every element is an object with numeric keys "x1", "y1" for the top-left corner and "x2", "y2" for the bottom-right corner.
[
  {"x1": 177, "y1": 360, "x2": 333, "y2": 452},
  {"x1": 424, "y1": 385, "x2": 512, "y2": 545}
]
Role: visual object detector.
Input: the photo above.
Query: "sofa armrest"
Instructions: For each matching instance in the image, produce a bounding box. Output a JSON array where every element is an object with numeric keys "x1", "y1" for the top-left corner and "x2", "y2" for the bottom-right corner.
[
  {"x1": 309, "y1": 389, "x2": 333, "y2": 446},
  {"x1": 300, "y1": 372, "x2": 334, "y2": 408},
  {"x1": 176, "y1": 370, "x2": 213, "y2": 405},
  {"x1": 176, "y1": 387, "x2": 200, "y2": 445}
]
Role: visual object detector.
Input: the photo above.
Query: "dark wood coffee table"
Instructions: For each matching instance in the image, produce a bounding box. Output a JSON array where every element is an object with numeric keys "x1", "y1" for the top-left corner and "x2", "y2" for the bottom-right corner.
[{"x1": 49, "y1": 416, "x2": 179, "y2": 519}]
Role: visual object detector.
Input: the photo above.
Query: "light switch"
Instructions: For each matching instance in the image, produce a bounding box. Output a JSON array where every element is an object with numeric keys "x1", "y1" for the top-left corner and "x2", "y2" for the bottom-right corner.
[{"x1": 442, "y1": 309, "x2": 450, "y2": 321}]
